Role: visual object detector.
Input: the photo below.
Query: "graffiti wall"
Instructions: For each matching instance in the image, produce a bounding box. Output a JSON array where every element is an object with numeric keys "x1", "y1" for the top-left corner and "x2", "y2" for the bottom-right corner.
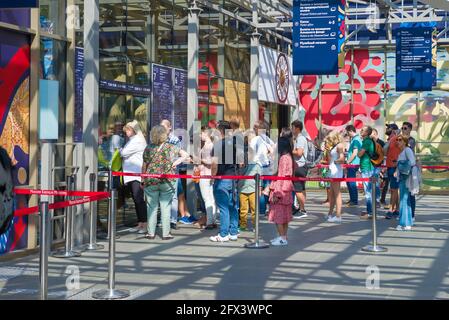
[
  {"x1": 0, "y1": 29, "x2": 30, "y2": 255},
  {"x1": 300, "y1": 49, "x2": 385, "y2": 140}
]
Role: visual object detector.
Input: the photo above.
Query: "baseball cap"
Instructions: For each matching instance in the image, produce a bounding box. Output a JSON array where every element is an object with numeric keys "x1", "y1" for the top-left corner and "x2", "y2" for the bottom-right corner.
[{"x1": 386, "y1": 123, "x2": 399, "y2": 130}]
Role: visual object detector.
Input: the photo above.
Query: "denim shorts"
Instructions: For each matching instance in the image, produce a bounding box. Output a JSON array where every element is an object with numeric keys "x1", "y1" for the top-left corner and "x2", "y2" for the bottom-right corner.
[{"x1": 387, "y1": 167, "x2": 399, "y2": 189}]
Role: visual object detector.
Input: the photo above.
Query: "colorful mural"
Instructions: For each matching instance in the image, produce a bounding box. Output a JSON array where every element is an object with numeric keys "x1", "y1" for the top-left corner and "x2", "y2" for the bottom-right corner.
[
  {"x1": 299, "y1": 49, "x2": 385, "y2": 140},
  {"x1": 0, "y1": 29, "x2": 30, "y2": 255}
]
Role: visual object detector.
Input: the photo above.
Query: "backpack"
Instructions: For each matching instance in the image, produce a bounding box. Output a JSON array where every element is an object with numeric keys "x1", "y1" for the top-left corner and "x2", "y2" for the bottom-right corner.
[
  {"x1": 369, "y1": 139, "x2": 384, "y2": 167},
  {"x1": 305, "y1": 139, "x2": 323, "y2": 168}
]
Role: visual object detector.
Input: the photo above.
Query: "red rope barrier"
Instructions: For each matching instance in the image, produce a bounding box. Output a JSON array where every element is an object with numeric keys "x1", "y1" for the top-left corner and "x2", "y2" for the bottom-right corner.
[{"x1": 112, "y1": 171, "x2": 370, "y2": 182}]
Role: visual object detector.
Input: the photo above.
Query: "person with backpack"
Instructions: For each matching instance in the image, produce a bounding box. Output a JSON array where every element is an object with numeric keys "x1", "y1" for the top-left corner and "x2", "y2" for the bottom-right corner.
[
  {"x1": 209, "y1": 121, "x2": 244, "y2": 242},
  {"x1": 345, "y1": 125, "x2": 362, "y2": 207},
  {"x1": 291, "y1": 120, "x2": 309, "y2": 219},
  {"x1": 371, "y1": 128, "x2": 385, "y2": 205},
  {"x1": 357, "y1": 125, "x2": 376, "y2": 219}
]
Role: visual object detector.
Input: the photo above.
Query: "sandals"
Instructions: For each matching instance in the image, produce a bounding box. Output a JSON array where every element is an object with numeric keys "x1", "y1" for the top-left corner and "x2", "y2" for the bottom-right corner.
[
  {"x1": 144, "y1": 234, "x2": 155, "y2": 240},
  {"x1": 162, "y1": 234, "x2": 174, "y2": 240}
]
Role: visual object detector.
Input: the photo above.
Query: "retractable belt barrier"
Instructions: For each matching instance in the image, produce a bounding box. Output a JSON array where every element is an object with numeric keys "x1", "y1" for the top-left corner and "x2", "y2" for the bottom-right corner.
[
  {"x1": 11, "y1": 187, "x2": 110, "y2": 300},
  {"x1": 12, "y1": 189, "x2": 109, "y2": 217}
]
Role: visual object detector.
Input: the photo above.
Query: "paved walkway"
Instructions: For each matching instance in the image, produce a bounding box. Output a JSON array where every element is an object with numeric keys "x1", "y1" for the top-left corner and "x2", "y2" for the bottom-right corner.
[{"x1": 1, "y1": 192, "x2": 449, "y2": 300}]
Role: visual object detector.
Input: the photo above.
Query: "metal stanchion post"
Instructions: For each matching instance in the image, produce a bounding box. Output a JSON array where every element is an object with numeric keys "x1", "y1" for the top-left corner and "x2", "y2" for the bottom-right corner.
[
  {"x1": 244, "y1": 174, "x2": 269, "y2": 249},
  {"x1": 106, "y1": 170, "x2": 119, "y2": 240},
  {"x1": 362, "y1": 175, "x2": 387, "y2": 253},
  {"x1": 92, "y1": 188, "x2": 130, "y2": 299},
  {"x1": 53, "y1": 175, "x2": 81, "y2": 258},
  {"x1": 39, "y1": 201, "x2": 50, "y2": 300},
  {"x1": 84, "y1": 173, "x2": 104, "y2": 250}
]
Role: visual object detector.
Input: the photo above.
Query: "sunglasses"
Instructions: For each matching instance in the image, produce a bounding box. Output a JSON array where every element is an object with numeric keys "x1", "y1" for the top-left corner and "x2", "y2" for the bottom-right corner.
[
  {"x1": 402, "y1": 127, "x2": 410, "y2": 130},
  {"x1": 397, "y1": 138, "x2": 403, "y2": 142}
]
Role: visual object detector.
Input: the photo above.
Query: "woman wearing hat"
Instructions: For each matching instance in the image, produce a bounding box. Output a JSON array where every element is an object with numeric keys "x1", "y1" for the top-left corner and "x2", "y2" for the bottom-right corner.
[{"x1": 120, "y1": 120, "x2": 148, "y2": 233}]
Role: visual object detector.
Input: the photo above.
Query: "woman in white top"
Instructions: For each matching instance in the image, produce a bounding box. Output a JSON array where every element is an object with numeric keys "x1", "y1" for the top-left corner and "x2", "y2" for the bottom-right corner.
[
  {"x1": 120, "y1": 120, "x2": 147, "y2": 233},
  {"x1": 193, "y1": 126, "x2": 218, "y2": 229},
  {"x1": 324, "y1": 131, "x2": 345, "y2": 223},
  {"x1": 394, "y1": 134, "x2": 416, "y2": 231}
]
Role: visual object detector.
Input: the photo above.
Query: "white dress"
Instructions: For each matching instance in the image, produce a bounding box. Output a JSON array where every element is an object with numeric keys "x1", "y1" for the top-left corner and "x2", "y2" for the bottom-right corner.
[{"x1": 328, "y1": 146, "x2": 343, "y2": 178}]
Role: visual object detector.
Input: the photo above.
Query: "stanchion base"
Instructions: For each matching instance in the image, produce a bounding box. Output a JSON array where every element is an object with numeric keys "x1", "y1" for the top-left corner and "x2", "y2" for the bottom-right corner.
[
  {"x1": 52, "y1": 250, "x2": 82, "y2": 258},
  {"x1": 92, "y1": 289, "x2": 130, "y2": 300},
  {"x1": 244, "y1": 241, "x2": 270, "y2": 249},
  {"x1": 83, "y1": 243, "x2": 105, "y2": 251},
  {"x1": 362, "y1": 245, "x2": 388, "y2": 253}
]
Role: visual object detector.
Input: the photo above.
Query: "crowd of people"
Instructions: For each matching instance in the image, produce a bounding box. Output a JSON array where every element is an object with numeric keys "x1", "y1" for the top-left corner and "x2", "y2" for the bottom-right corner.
[{"x1": 113, "y1": 118, "x2": 421, "y2": 246}]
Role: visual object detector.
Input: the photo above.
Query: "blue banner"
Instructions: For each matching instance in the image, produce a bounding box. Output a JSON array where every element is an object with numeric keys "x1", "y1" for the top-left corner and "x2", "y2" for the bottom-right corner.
[
  {"x1": 396, "y1": 27, "x2": 433, "y2": 91},
  {"x1": 293, "y1": 0, "x2": 340, "y2": 75},
  {"x1": 0, "y1": 0, "x2": 38, "y2": 8}
]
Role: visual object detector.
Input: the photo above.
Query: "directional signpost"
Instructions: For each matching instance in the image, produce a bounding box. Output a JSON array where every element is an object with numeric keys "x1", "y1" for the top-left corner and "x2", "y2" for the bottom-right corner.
[
  {"x1": 293, "y1": 0, "x2": 340, "y2": 75},
  {"x1": 396, "y1": 27, "x2": 433, "y2": 91}
]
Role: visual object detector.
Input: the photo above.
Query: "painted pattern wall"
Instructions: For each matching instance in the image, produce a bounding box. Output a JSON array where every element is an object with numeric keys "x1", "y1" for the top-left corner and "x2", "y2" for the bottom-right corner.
[{"x1": 0, "y1": 29, "x2": 30, "y2": 255}]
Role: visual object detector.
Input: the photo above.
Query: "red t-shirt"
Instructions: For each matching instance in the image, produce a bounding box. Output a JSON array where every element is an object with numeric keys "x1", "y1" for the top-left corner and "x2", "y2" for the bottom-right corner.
[{"x1": 386, "y1": 135, "x2": 401, "y2": 168}]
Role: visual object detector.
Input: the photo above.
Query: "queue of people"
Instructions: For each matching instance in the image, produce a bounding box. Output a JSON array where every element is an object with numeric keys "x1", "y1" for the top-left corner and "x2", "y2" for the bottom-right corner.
[{"x1": 112, "y1": 118, "x2": 422, "y2": 247}]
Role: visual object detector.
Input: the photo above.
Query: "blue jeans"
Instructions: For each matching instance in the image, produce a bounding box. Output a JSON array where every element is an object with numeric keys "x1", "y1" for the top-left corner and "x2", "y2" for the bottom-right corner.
[
  {"x1": 260, "y1": 179, "x2": 270, "y2": 215},
  {"x1": 409, "y1": 193, "x2": 416, "y2": 218},
  {"x1": 373, "y1": 167, "x2": 381, "y2": 202},
  {"x1": 346, "y1": 166, "x2": 359, "y2": 204},
  {"x1": 214, "y1": 179, "x2": 239, "y2": 238},
  {"x1": 361, "y1": 170, "x2": 374, "y2": 214},
  {"x1": 399, "y1": 178, "x2": 413, "y2": 227}
]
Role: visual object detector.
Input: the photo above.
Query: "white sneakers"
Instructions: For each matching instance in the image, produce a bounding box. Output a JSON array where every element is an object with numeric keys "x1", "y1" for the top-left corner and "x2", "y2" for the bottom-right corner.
[
  {"x1": 209, "y1": 234, "x2": 238, "y2": 242},
  {"x1": 327, "y1": 216, "x2": 342, "y2": 223},
  {"x1": 396, "y1": 225, "x2": 412, "y2": 231},
  {"x1": 209, "y1": 234, "x2": 230, "y2": 242},
  {"x1": 270, "y1": 237, "x2": 288, "y2": 246}
]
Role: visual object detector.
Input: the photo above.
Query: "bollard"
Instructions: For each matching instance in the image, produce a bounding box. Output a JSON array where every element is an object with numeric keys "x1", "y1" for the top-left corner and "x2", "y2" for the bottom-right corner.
[
  {"x1": 39, "y1": 201, "x2": 50, "y2": 300},
  {"x1": 84, "y1": 173, "x2": 104, "y2": 250},
  {"x1": 362, "y1": 175, "x2": 387, "y2": 253},
  {"x1": 244, "y1": 174, "x2": 269, "y2": 249},
  {"x1": 53, "y1": 175, "x2": 81, "y2": 258},
  {"x1": 92, "y1": 188, "x2": 130, "y2": 299}
]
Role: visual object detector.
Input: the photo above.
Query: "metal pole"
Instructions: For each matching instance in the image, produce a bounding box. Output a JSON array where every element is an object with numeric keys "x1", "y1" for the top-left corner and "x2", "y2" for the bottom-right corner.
[
  {"x1": 85, "y1": 173, "x2": 104, "y2": 250},
  {"x1": 39, "y1": 201, "x2": 50, "y2": 300},
  {"x1": 245, "y1": 174, "x2": 269, "y2": 249},
  {"x1": 106, "y1": 170, "x2": 119, "y2": 240},
  {"x1": 92, "y1": 189, "x2": 130, "y2": 299},
  {"x1": 362, "y1": 175, "x2": 387, "y2": 253},
  {"x1": 53, "y1": 175, "x2": 81, "y2": 258}
]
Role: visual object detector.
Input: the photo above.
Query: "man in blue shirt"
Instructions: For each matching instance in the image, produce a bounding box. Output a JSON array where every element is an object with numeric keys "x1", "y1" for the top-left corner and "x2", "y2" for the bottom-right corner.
[{"x1": 345, "y1": 125, "x2": 362, "y2": 206}]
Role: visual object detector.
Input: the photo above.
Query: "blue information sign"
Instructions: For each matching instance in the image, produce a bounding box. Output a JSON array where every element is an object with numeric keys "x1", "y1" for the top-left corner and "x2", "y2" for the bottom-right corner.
[
  {"x1": 73, "y1": 47, "x2": 84, "y2": 143},
  {"x1": 99, "y1": 79, "x2": 151, "y2": 97},
  {"x1": 396, "y1": 27, "x2": 433, "y2": 91},
  {"x1": 0, "y1": 0, "x2": 38, "y2": 8},
  {"x1": 152, "y1": 64, "x2": 174, "y2": 128},
  {"x1": 293, "y1": 0, "x2": 340, "y2": 75},
  {"x1": 173, "y1": 68, "x2": 188, "y2": 131}
]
